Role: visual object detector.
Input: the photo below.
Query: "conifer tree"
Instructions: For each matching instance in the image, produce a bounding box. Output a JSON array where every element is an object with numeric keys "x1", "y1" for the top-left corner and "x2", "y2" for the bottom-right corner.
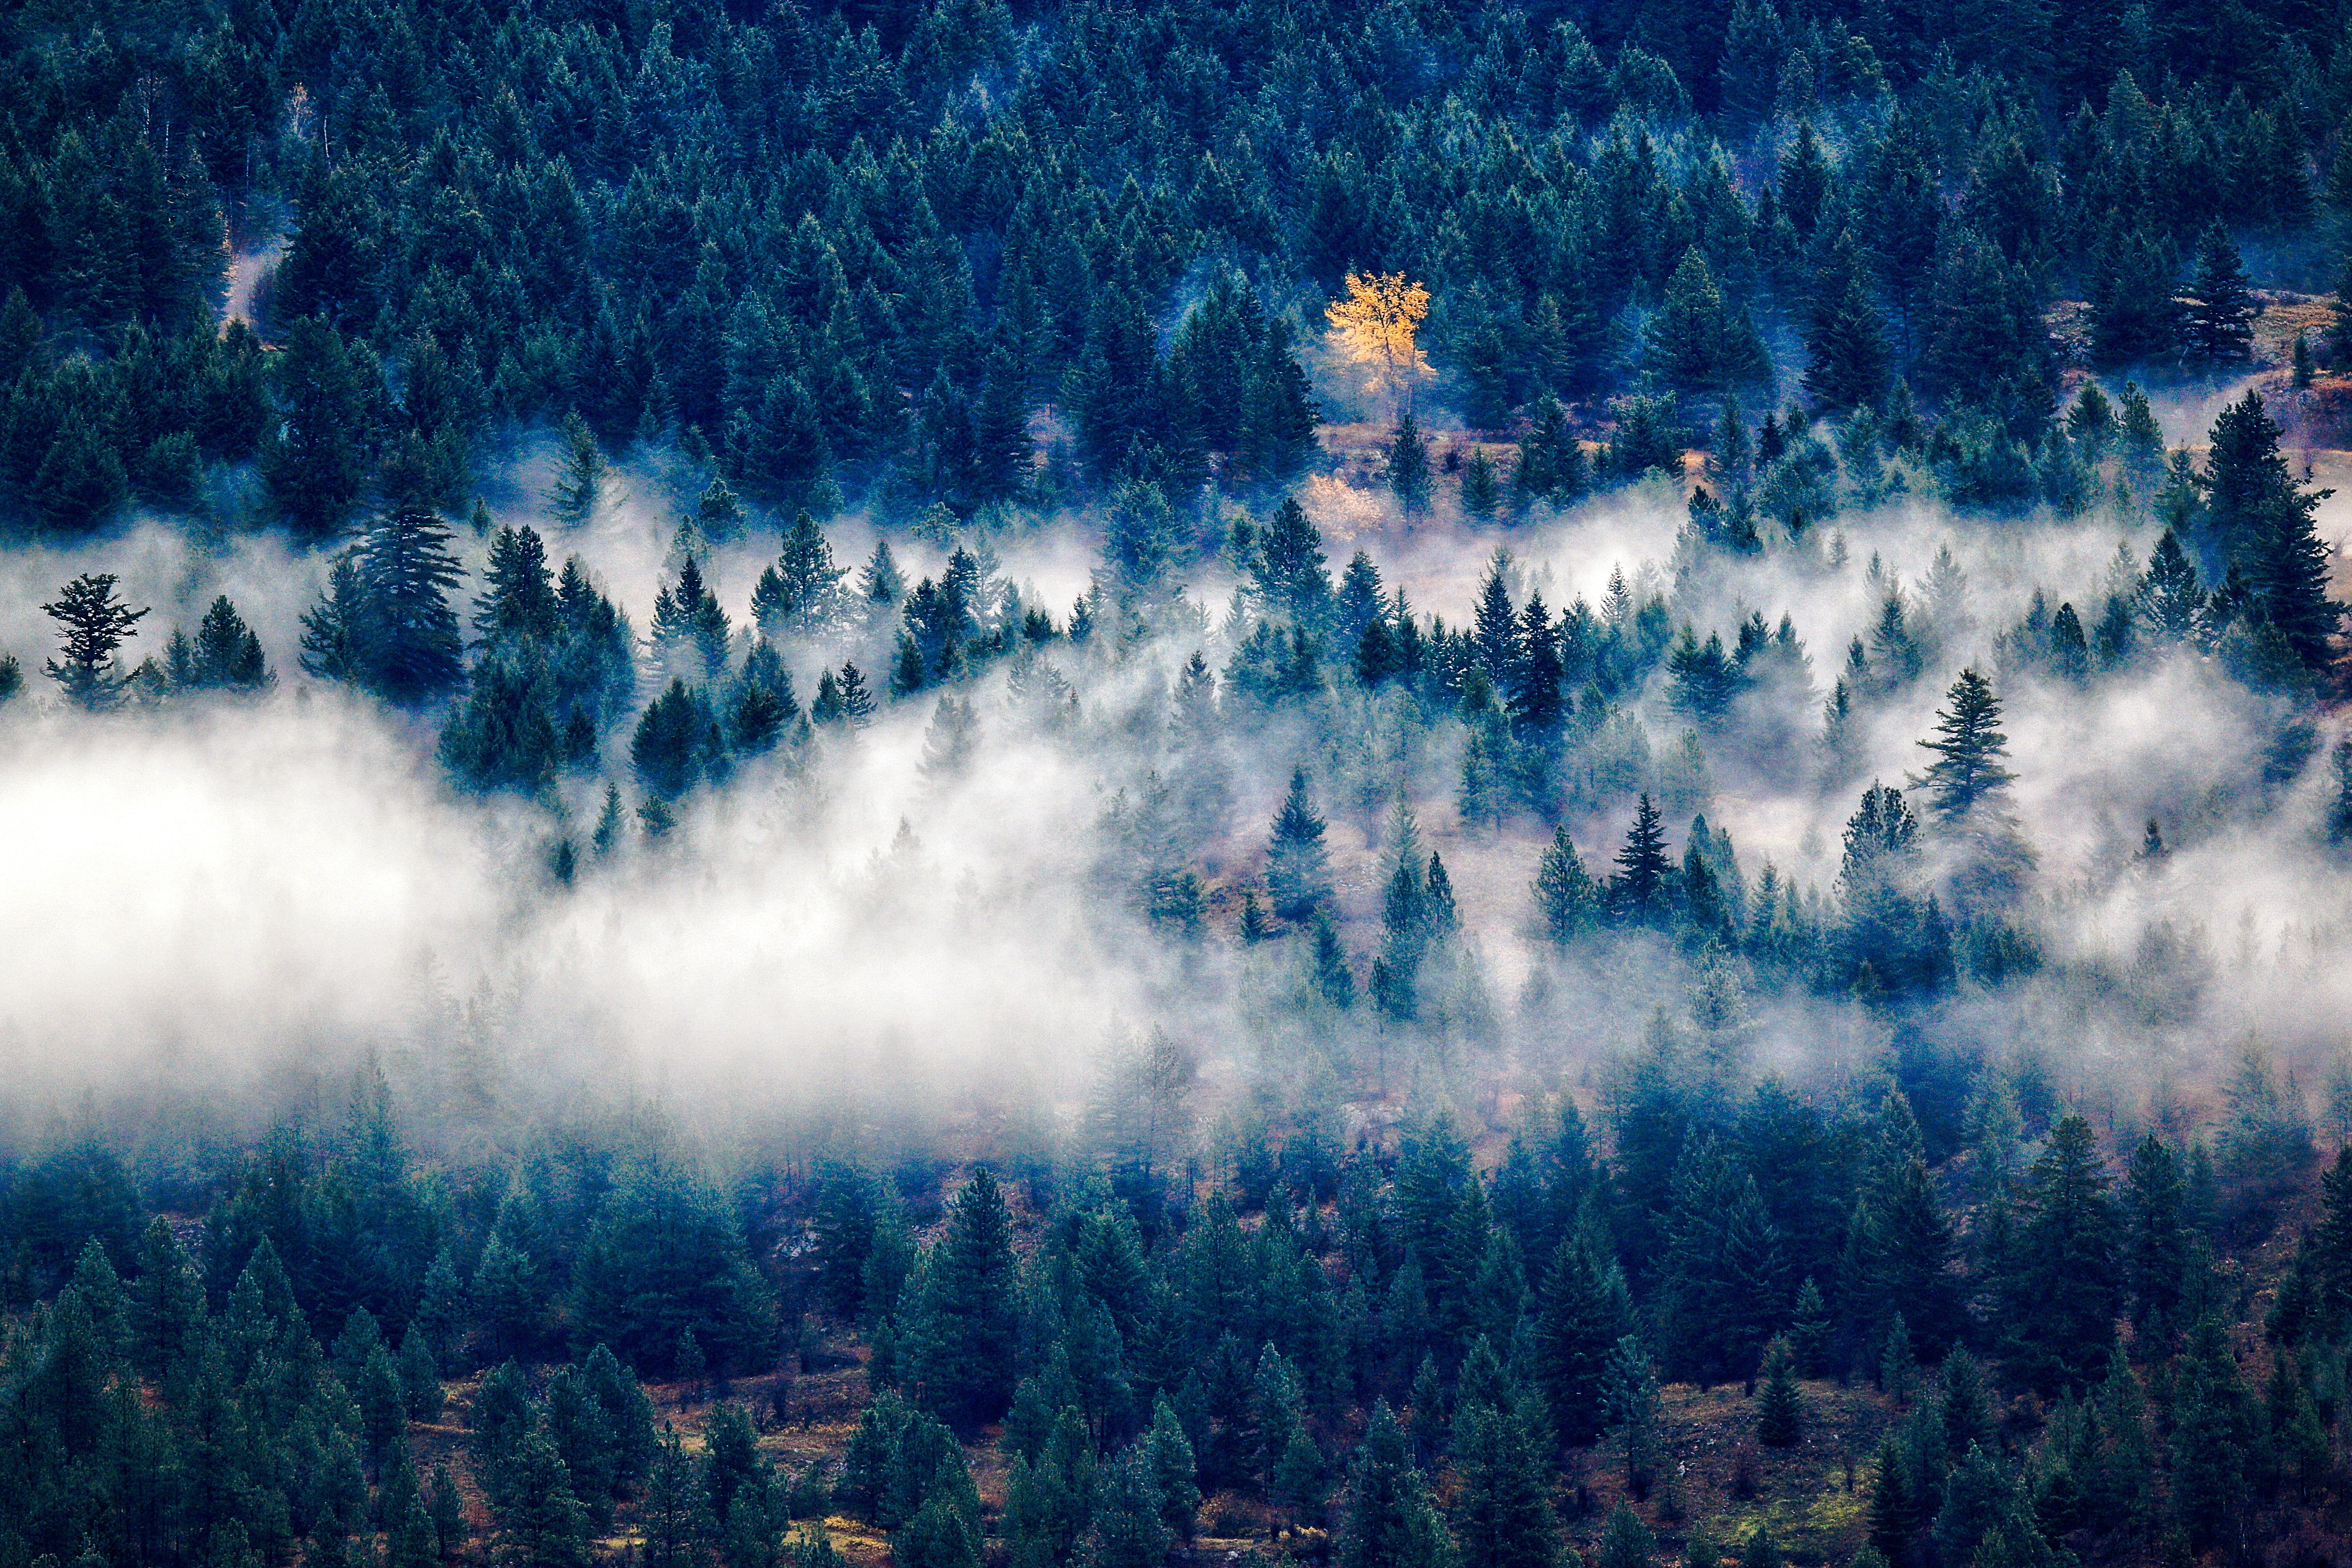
[
  {"x1": 908, "y1": 1168, "x2": 1020, "y2": 1430},
  {"x1": 1145, "y1": 1393, "x2": 1201, "y2": 1536},
  {"x1": 1916, "y1": 670, "x2": 2015, "y2": 826},
  {"x1": 2002, "y1": 1116, "x2": 2119, "y2": 1394},
  {"x1": 1265, "y1": 766, "x2": 1333, "y2": 920},
  {"x1": 41, "y1": 572, "x2": 148, "y2": 710},
  {"x1": 1084, "y1": 1448, "x2": 1173, "y2": 1568},
  {"x1": 1650, "y1": 248, "x2": 1769, "y2": 394},
  {"x1": 1334, "y1": 1403, "x2": 1454, "y2": 1568},
  {"x1": 1806, "y1": 233, "x2": 1893, "y2": 410},
  {"x1": 1461, "y1": 447, "x2": 1501, "y2": 523},
  {"x1": 1450, "y1": 1396, "x2": 1561, "y2": 1568},
  {"x1": 1254, "y1": 496, "x2": 1333, "y2": 629},
  {"x1": 1611, "y1": 793, "x2": 1675, "y2": 925},
  {"x1": 1597, "y1": 1501, "x2": 1656, "y2": 1568},
  {"x1": 264, "y1": 316, "x2": 372, "y2": 539},
  {"x1": 1535, "y1": 1239, "x2": 1623, "y2": 1445},
  {"x1": 1755, "y1": 1335, "x2": 1802, "y2": 1446},
  {"x1": 1388, "y1": 414, "x2": 1434, "y2": 518},
  {"x1": 2182, "y1": 224, "x2": 2258, "y2": 366},
  {"x1": 2137, "y1": 527, "x2": 2205, "y2": 639},
  {"x1": 549, "y1": 411, "x2": 607, "y2": 528},
  {"x1": 347, "y1": 478, "x2": 467, "y2": 706},
  {"x1": 1513, "y1": 396, "x2": 1587, "y2": 512},
  {"x1": 2170, "y1": 1317, "x2": 2259, "y2": 1553},
  {"x1": 2203, "y1": 393, "x2": 2340, "y2": 666},
  {"x1": 174, "y1": 595, "x2": 270, "y2": 690},
  {"x1": 1531, "y1": 827, "x2": 1601, "y2": 948}
]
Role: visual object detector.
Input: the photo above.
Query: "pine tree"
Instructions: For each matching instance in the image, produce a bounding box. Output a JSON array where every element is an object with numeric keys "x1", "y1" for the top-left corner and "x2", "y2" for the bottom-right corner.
[
  {"x1": 1916, "y1": 670, "x2": 2015, "y2": 826},
  {"x1": 1450, "y1": 1396, "x2": 1561, "y2": 1568},
  {"x1": 908, "y1": 1169, "x2": 1020, "y2": 1430},
  {"x1": 2204, "y1": 393, "x2": 2340, "y2": 666},
  {"x1": 549, "y1": 411, "x2": 607, "y2": 527},
  {"x1": 1389, "y1": 414, "x2": 1434, "y2": 518},
  {"x1": 1611, "y1": 793, "x2": 1675, "y2": 925},
  {"x1": 1311, "y1": 913, "x2": 1357, "y2": 1010},
  {"x1": 1335, "y1": 1404, "x2": 1455, "y2": 1568},
  {"x1": 41, "y1": 572, "x2": 148, "y2": 710},
  {"x1": 1084, "y1": 1448, "x2": 1173, "y2": 1568},
  {"x1": 2170, "y1": 1317, "x2": 2259, "y2": 1553},
  {"x1": 352, "y1": 488, "x2": 468, "y2": 706},
  {"x1": 836, "y1": 662, "x2": 877, "y2": 727},
  {"x1": 919, "y1": 696, "x2": 980, "y2": 785},
  {"x1": 1650, "y1": 248, "x2": 1768, "y2": 394},
  {"x1": 756, "y1": 510, "x2": 849, "y2": 637},
  {"x1": 652, "y1": 556, "x2": 731, "y2": 681},
  {"x1": 1597, "y1": 1501, "x2": 1656, "y2": 1568},
  {"x1": 1265, "y1": 766, "x2": 1332, "y2": 921},
  {"x1": 476, "y1": 525, "x2": 558, "y2": 648},
  {"x1": 264, "y1": 317, "x2": 371, "y2": 538},
  {"x1": 1755, "y1": 1335, "x2": 1802, "y2": 1446},
  {"x1": 1254, "y1": 496, "x2": 1332, "y2": 629},
  {"x1": 1145, "y1": 1393, "x2": 1201, "y2": 1536},
  {"x1": 632, "y1": 680, "x2": 721, "y2": 798},
  {"x1": 2182, "y1": 224, "x2": 2257, "y2": 367},
  {"x1": 2003, "y1": 1116, "x2": 2119, "y2": 1395},
  {"x1": 177, "y1": 595, "x2": 270, "y2": 690},
  {"x1": 1461, "y1": 447, "x2": 1501, "y2": 523},
  {"x1": 1806, "y1": 233, "x2": 1893, "y2": 410},
  {"x1": 492, "y1": 1430, "x2": 591, "y2": 1568},
  {"x1": 1513, "y1": 396, "x2": 1587, "y2": 512},
  {"x1": 1531, "y1": 827, "x2": 1601, "y2": 948},
  {"x1": 2137, "y1": 527, "x2": 2205, "y2": 639},
  {"x1": 1535, "y1": 1239, "x2": 1624, "y2": 1445}
]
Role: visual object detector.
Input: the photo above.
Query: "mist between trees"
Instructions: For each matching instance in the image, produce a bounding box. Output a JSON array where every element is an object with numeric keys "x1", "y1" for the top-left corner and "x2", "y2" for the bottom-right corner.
[{"x1": 15, "y1": 0, "x2": 2352, "y2": 1562}]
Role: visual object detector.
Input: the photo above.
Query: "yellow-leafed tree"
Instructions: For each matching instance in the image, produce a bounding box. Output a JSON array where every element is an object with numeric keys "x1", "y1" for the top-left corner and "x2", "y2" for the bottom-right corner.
[{"x1": 1325, "y1": 270, "x2": 1433, "y2": 414}]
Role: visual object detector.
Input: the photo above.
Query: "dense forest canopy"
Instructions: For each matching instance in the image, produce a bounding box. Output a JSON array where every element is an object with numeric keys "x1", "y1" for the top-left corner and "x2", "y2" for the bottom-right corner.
[{"x1": 6, "y1": 0, "x2": 2352, "y2": 1566}]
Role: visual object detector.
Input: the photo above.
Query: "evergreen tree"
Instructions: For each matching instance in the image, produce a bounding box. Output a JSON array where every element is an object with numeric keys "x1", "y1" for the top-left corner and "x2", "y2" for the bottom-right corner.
[
  {"x1": 1513, "y1": 397, "x2": 1587, "y2": 512},
  {"x1": 632, "y1": 680, "x2": 723, "y2": 797},
  {"x1": 2003, "y1": 1116, "x2": 2119, "y2": 1394},
  {"x1": 1755, "y1": 1335, "x2": 1802, "y2": 1446},
  {"x1": 1335, "y1": 1404, "x2": 1455, "y2": 1568},
  {"x1": 1084, "y1": 1448, "x2": 1172, "y2": 1568},
  {"x1": 1611, "y1": 793, "x2": 1675, "y2": 925},
  {"x1": 1389, "y1": 414, "x2": 1434, "y2": 518},
  {"x1": 1531, "y1": 827, "x2": 1601, "y2": 948},
  {"x1": 177, "y1": 595, "x2": 271, "y2": 690},
  {"x1": 1596, "y1": 1501, "x2": 1656, "y2": 1568},
  {"x1": 1806, "y1": 233, "x2": 1893, "y2": 410},
  {"x1": 549, "y1": 411, "x2": 608, "y2": 528},
  {"x1": 1650, "y1": 248, "x2": 1768, "y2": 394},
  {"x1": 41, "y1": 572, "x2": 148, "y2": 710},
  {"x1": 264, "y1": 317, "x2": 372, "y2": 539},
  {"x1": 474, "y1": 525, "x2": 558, "y2": 648},
  {"x1": 2170, "y1": 1317, "x2": 2259, "y2": 1553},
  {"x1": 1450, "y1": 1396, "x2": 1561, "y2": 1568},
  {"x1": 348, "y1": 486, "x2": 467, "y2": 706},
  {"x1": 2138, "y1": 527, "x2": 2206, "y2": 639},
  {"x1": 1254, "y1": 496, "x2": 1333, "y2": 629},
  {"x1": 1265, "y1": 766, "x2": 1333, "y2": 921},
  {"x1": 2182, "y1": 224, "x2": 2258, "y2": 367},
  {"x1": 1916, "y1": 669, "x2": 2015, "y2": 826},
  {"x1": 908, "y1": 1169, "x2": 1021, "y2": 1430},
  {"x1": 1461, "y1": 447, "x2": 1501, "y2": 523},
  {"x1": 1535, "y1": 1239, "x2": 1624, "y2": 1446},
  {"x1": 2203, "y1": 392, "x2": 2340, "y2": 666}
]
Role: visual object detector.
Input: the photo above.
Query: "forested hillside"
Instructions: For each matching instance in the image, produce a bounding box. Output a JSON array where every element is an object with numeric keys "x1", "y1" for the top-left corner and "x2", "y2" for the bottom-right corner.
[{"x1": 5, "y1": 0, "x2": 2352, "y2": 1566}]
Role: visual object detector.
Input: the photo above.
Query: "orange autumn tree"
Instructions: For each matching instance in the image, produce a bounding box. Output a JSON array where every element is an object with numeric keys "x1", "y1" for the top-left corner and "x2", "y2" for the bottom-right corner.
[{"x1": 1325, "y1": 270, "x2": 1433, "y2": 415}]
